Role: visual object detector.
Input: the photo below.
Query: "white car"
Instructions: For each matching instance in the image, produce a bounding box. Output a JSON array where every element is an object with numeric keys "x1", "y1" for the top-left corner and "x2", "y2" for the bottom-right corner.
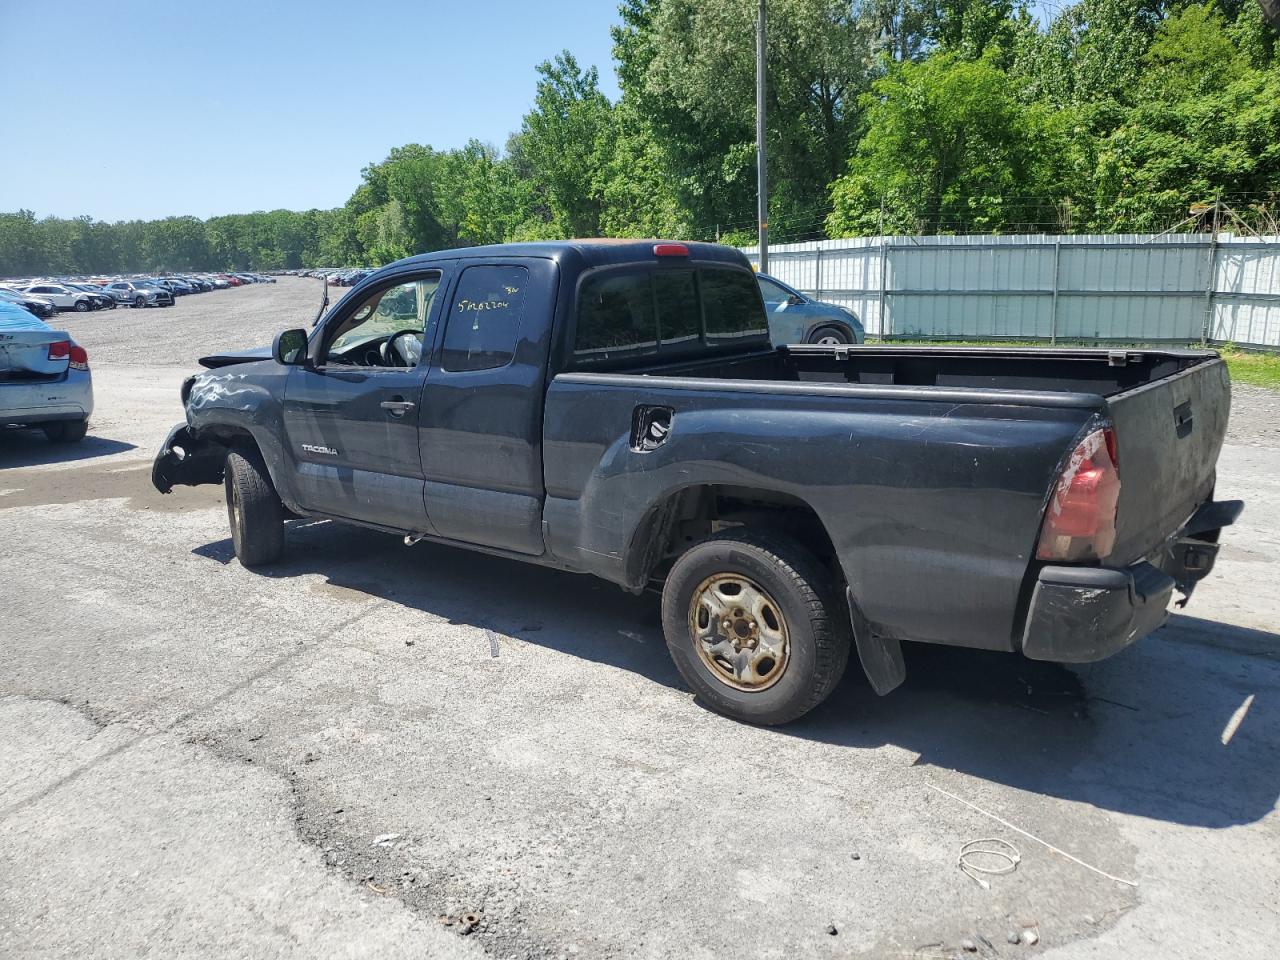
[
  {"x1": 22, "y1": 282, "x2": 96, "y2": 313},
  {"x1": 0, "y1": 304, "x2": 94, "y2": 441}
]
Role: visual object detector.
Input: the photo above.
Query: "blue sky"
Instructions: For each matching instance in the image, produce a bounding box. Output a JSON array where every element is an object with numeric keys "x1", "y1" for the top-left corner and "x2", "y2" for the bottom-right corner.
[
  {"x1": 0, "y1": 0, "x2": 624, "y2": 222},
  {"x1": 2, "y1": 1, "x2": 1070, "y2": 223}
]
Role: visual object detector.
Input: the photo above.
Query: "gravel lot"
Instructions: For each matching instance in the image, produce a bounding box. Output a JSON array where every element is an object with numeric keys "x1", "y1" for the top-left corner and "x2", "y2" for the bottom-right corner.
[{"x1": 2, "y1": 279, "x2": 1277, "y2": 960}]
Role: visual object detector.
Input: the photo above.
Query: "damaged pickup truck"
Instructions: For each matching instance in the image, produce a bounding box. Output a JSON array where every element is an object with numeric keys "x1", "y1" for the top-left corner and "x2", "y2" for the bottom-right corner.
[{"x1": 154, "y1": 240, "x2": 1242, "y2": 725}]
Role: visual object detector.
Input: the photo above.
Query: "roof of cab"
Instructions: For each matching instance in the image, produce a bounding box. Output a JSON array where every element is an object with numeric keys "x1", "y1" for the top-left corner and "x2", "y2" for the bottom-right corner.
[{"x1": 388, "y1": 239, "x2": 749, "y2": 272}]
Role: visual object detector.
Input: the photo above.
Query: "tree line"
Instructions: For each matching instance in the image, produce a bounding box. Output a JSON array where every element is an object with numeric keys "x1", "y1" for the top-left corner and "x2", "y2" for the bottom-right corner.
[{"x1": 2, "y1": 0, "x2": 1277, "y2": 277}]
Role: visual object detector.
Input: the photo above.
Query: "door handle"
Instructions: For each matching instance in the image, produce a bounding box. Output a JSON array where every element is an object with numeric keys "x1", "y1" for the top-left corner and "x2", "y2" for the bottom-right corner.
[{"x1": 380, "y1": 399, "x2": 416, "y2": 416}]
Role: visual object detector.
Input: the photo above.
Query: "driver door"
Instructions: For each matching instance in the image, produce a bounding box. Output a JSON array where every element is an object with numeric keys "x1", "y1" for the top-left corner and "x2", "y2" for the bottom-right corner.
[{"x1": 281, "y1": 265, "x2": 450, "y2": 533}]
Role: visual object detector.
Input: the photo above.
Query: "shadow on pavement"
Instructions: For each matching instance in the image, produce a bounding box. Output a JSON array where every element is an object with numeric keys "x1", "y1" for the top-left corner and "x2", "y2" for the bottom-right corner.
[
  {"x1": 0, "y1": 429, "x2": 136, "y2": 469},
  {"x1": 195, "y1": 518, "x2": 1279, "y2": 831},
  {"x1": 194, "y1": 518, "x2": 683, "y2": 691}
]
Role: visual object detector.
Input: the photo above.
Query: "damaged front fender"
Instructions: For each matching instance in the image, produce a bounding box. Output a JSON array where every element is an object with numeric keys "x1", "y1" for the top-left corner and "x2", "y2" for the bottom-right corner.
[{"x1": 152, "y1": 422, "x2": 225, "y2": 494}]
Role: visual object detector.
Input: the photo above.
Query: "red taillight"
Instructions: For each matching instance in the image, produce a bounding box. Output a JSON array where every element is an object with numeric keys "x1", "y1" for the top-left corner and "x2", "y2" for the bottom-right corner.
[
  {"x1": 47, "y1": 340, "x2": 71, "y2": 360},
  {"x1": 653, "y1": 243, "x2": 689, "y2": 257},
  {"x1": 1036, "y1": 426, "x2": 1121, "y2": 562},
  {"x1": 69, "y1": 344, "x2": 89, "y2": 370}
]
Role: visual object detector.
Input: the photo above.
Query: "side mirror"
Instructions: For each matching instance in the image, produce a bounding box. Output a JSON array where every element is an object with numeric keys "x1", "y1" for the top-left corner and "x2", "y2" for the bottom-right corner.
[
  {"x1": 787, "y1": 294, "x2": 805, "y2": 306},
  {"x1": 273, "y1": 328, "x2": 309, "y2": 366}
]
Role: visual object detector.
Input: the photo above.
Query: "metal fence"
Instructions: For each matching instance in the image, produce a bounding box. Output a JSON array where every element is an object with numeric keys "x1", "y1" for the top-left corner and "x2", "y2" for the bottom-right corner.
[{"x1": 740, "y1": 234, "x2": 1280, "y2": 349}]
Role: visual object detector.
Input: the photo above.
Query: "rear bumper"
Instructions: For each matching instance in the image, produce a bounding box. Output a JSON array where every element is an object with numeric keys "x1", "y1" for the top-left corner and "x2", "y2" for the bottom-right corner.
[
  {"x1": 0, "y1": 370, "x2": 94, "y2": 426},
  {"x1": 1021, "y1": 498, "x2": 1243, "y2": 663},
  {"x1": 1022, "y1": 563, "x2": 1175, "y2": 662}
]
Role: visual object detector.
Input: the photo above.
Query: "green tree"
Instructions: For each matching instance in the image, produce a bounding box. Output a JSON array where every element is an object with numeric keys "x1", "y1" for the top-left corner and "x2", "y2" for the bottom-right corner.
[
  {"x1": 1088, "y1": 3, "x2": 1280, "y2": 230},
  {"x1": 518, "y1": 51, "x2": 616, "y2": 236},
  {"x1": 827, "y1": 51, "x2": 1071, "y2": 234}
]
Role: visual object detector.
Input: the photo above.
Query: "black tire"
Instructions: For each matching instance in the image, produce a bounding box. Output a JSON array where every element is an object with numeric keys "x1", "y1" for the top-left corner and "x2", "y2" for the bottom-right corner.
[
  {"x1": 42, "y1": 419, "x2": 89, "y2": 443},
  {"x1": 74, "y1": 299, "x2": 91, "y2": 313},
  {"x1": 224, "y1": 446, "x2": 285, "y2": 567},
  {"x1": 106, "y1": 300, "x2": 116, "y2": 310},
  {"x1": 661, "y1": 529, "x2": 851, "y2": 725},
  {"x1": 134, "y1": 295, "x2": 147, "y2": 308},
  {"x1": 808, "y1": 324, "x2": 852, "y2": 345}
]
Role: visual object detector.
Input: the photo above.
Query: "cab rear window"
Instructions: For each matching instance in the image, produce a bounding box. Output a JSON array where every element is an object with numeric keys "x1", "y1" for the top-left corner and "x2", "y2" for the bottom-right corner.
[{"x1": 572, "y1": 266, "x2": 767, "y2": 368}]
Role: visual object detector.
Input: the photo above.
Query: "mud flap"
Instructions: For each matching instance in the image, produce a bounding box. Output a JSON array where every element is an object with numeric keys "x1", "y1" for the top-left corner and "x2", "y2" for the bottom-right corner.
[{"x1": 847, "y1": 586, "x2": 906, "y2": 696}]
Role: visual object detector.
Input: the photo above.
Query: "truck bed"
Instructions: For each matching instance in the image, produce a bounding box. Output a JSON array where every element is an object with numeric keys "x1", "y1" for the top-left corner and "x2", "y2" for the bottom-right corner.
[
  {"x1": 618, "y1": 344, "x2": 1229, "y2": 567},
  {"x1": 545, "y1": 343, "x2": 1230, "y2": 652},
  {"x1": 626, "y1": 344, "x2": 1219, "y2": 399}
]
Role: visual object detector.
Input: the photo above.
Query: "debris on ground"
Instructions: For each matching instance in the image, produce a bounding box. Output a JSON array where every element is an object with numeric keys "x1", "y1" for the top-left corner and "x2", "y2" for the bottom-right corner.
[{"x1": 371, "y1": 833, "x2": 401, "y2": 847}]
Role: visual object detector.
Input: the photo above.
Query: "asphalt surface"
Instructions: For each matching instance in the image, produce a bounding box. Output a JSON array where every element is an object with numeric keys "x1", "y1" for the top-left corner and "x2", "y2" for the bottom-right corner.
[{"x1": 2, "y1": 278, "x2": 1277, "y2": 959}]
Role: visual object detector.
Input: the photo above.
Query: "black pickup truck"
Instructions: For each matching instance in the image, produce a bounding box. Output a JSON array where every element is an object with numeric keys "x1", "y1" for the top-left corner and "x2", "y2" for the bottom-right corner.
[{"x1": 153, "y1": 240, "x2": 1241, "y2": 725}]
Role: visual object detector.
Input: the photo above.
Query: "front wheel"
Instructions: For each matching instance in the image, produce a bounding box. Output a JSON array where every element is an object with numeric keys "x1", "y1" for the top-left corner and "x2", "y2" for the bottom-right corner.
[
  {"x1": 661, "y1": 530, "x2": 851, "y2": 725},
  {"x1": 224, "y1": 446, "x2": 285, "y2": 567},
  {"x1": 74, "y1": 299, "x2": 91, "y2": 313},
  {"x1": 808, "y1": 324, "x2": 852, "y2": 345},
  {"x1": 134, "y1": 295, "x2": 147, "y2": 308}
]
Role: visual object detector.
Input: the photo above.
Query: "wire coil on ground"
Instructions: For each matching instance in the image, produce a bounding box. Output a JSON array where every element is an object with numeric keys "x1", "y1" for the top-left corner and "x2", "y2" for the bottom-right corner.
[{"x1": 958, "y1": 838, "x2": 1021, "y2": 889}]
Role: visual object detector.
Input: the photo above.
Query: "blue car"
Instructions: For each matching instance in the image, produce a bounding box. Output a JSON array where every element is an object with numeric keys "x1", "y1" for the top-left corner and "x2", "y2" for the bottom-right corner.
[{"x1": 756, "y1": 273, "x2": 864, "y2": 345}]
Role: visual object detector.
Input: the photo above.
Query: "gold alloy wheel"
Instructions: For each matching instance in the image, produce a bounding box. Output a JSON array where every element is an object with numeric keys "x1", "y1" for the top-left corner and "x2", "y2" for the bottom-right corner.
[{"x1": 688, "y1": 573, "x2": 790, "y2": 691}]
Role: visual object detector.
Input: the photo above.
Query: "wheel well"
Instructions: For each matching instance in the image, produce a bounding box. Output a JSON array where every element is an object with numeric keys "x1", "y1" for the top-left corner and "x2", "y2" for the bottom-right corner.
[
  {"x1": 806, "y1": 320, "x2": 851, "y2": 342},
  {"x1": 627, "y1": 484, "x2": 839, "y2": 588}
]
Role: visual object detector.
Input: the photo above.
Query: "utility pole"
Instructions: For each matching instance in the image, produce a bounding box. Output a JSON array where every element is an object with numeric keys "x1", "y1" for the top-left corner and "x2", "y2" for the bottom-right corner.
[{"x1": 756, "y1": 0, "x2": 768, "y2": 272}]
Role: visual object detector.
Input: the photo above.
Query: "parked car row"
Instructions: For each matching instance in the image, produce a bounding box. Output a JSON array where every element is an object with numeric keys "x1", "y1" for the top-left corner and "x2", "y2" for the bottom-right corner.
[
  {"x1": 285, "y1": 267, "x2": 375, "y2": 286},
  {"x1": 0, "y1": 272, "x2": 277, "y2": 312}
]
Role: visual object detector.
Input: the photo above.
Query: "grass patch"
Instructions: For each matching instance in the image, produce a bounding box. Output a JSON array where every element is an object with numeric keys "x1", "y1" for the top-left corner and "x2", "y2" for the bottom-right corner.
[
  {"x1": 1215, "y1": 346, "x2": 1280, "y2": 390},
  {"x1": 868, "y1": 338, "x2": 1280, "y2": 391}
]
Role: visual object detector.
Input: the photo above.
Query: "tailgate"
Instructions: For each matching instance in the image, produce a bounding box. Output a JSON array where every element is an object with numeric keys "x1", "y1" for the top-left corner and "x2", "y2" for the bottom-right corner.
[
  {"x1": 1105, "y1": 357, "x2": 1230, "y2": 563},
  {"x1": 0, "y1": 329, "x2": 69, "y2": 377}
]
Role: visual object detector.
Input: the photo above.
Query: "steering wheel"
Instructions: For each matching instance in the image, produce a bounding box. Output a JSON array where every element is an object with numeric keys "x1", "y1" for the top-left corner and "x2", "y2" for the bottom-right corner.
[{"x1": 379, "y1": 329, "x2": 423, "y2": 367}]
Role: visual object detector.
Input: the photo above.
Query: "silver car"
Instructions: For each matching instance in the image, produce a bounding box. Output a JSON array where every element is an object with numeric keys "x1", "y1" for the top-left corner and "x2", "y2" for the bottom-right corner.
[
  {"x1": 104, "y1": 280, "x2": 174, "y2": 308},
  {"x1": 0, "y1": 309, "x2": 94, "y2": 441}
]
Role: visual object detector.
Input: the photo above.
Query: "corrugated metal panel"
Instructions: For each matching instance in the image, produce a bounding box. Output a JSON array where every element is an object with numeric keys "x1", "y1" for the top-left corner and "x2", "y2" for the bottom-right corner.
[{"x1": 742, "y1": 233, "x2": 1280, "y2": 348}]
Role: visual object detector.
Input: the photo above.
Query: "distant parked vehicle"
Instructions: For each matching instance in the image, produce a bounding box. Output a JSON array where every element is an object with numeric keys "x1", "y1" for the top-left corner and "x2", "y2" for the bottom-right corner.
[
  {"x1": 153, "y1": 278, "x2": 193, "y2": 296},
  {"x1": 21, "y1": 283, "x2": 97, "y2": 313},
  {"x1": 0, "y1": 287, "x2": 57, "y2": 319},
  {"x1": 104, "y1": 280, "x2": 174, "y2": 308},
  {"x1": 755, "y1": 273, "x2": 864, "y2": 345},
  {"x1": 66, "y1": 283, "x2": 116, "y2": 310}
]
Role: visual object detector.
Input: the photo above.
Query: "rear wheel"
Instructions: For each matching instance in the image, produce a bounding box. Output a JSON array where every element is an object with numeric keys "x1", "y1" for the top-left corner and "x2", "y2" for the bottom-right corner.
[
  {"x1": 661, "y1": 530, "x2": 851, "y2": 725},
  {"x1": 74, "y1": 299, "x2": 91, "y2": 313},
  {"x1": 224, "y1": 446, "x2": 285, "y2": 567},
  {"x1": 43, "y1": 419, "x2": 88, "y2": 443},
  {"x1": 134, "y1": 295, "x2": 147, "y2": 308},
  {"x1": 808, "y1": 324, "x2": 851, "y2": 345}
]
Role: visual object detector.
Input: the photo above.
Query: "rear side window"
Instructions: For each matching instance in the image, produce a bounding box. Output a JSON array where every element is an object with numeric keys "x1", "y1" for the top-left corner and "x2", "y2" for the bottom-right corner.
[
  {"x1": 572, "y1": 266, "x2": 766, "y2": 368},
  {"x1": 574, "y1": 271, "x2": 656, "y2": 356},
  {"x1": 441, "y1": 265, "x2": 529, "y2": 372},
  {"x1": 701, "y1": 269, "x2": 769, "y2": 345}
]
